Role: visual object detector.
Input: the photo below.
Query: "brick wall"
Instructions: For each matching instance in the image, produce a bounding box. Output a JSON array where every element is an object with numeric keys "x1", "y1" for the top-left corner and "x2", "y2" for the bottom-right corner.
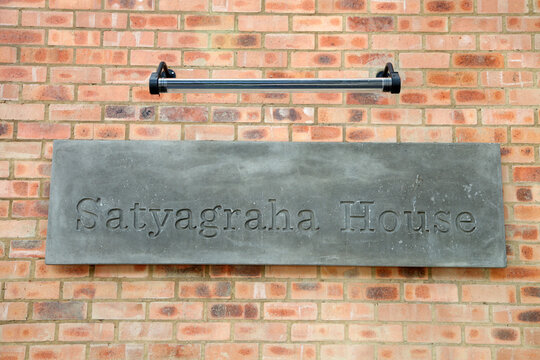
[{"x1": 0, "y1": 0, "x2": 539, "y2": 359}]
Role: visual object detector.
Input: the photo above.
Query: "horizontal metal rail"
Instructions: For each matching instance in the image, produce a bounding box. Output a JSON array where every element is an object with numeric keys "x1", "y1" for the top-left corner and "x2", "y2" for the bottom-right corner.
[{"x1": 149, "y1": 61, "x2": 401, "y2": 95}]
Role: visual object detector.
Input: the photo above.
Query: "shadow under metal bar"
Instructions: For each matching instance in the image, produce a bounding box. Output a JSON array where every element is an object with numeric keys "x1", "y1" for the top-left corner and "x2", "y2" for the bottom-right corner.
[{"x1": 149, "y1": 61, "x2": 401, "y2": 95}]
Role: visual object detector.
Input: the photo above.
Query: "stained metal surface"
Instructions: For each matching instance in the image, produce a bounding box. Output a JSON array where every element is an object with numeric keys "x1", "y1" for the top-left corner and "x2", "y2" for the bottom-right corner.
[{"x1": 46, "y1": 141, "x2": 505, "y2": 267}]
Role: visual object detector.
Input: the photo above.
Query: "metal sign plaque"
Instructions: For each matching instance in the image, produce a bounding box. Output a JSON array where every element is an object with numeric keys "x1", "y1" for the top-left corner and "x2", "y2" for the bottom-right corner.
[{"x1": 46, "y1": 140, "x2": 506, "y2": 267}]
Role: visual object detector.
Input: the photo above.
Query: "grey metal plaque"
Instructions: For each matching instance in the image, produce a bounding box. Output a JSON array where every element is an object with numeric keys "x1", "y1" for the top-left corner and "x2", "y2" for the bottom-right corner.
[{"x1": 46, "y1": 140, "x2": 506, "y2": 267}]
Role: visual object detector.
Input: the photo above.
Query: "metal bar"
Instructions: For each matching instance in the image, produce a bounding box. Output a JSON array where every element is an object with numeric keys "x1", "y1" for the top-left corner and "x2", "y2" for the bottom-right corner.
[
  {"x1": 149, "y1": 61, "x2": 401, "y2": 95},
  {"x1": 157, "y1": 77, "x2": 392, "y2": 93}
]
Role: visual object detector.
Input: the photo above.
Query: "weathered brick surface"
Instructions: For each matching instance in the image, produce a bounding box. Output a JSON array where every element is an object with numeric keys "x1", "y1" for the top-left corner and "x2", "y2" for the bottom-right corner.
[{"x1": 0, "y1": 0, "x2": 538, "y2": 356}]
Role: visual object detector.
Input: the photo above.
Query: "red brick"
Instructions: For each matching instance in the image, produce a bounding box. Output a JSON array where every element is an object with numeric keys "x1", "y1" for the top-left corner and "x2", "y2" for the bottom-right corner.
[
  {"x1": 103, "y1": 31, "x2": 154, "y2": 47},
  {"x1": 51, "y1": 67, "x2": 102, "y2": 84},
  {"x1": 453, "y1": 53, "x2": 505, "y2": 68},
  {"x1": 208, "y1": 303, "x2": 259, "y2": 319},
  {"x1": 456, "y1": 127, "x2": 507, "y2": 143},
  {"x1": 5, "y1": 281, "x2": 58, "y2": 300},
  {"x1": 119, "y1": 322, "x2": 172, "y2": 341},
  {"x1": 17, "y1": 123, "x2": 70, "y2": 140},
  {"x1": 371, "y1": 0, "x2": 421, "y2": 13},
  {"x1": 398, "y1": 16, "x2": 447, "y2": 32},
  {"x1": 22, "y1": 85, "x2": 74, "y2": 101},
  {"x1": 265, "y1": 34, "x2": 315, "y2": 49},
  {"x1": 510, "y1": 89, "x2": 540, "y2": 105},
  {"x1": 491, "y1": 266, "x2": 540, "y2": 281},
  {"x1": 34, "y1": 260, "x2": 88, "y2": 278},
  {"x1": 292, "y1": 323, "x2": 344, "y2": 341},
  {"x1": 506, "y1": 224, "x2": 538, "y2": 241},
  {"x1": 483, "y1": 70, "x2": 534, "y2": 87},
  {"x1": 0, "y1": 122, "x2": 13, "y2": 139},
  {"x1": 0, "y1": 83, "x2": 18, "y2": 99},
  {"x1": 76, "y1": 12, "x2": 128, "y2": 28},
  {"x1": 238, "y1": 15, "x2": 288, "y2": 32},
  {"x1": 237, "y1": 51, "x2": 287, "y2": 68},
  {"x1": 515, "y1": 205, "x2": 540, "y2": 221},
  {"x1": 0, "y1": 323, "x2": 54, "y2": 342},
  {"x1": 105, "y1": 0, "x2": 154, "y2": 10},
  {"x1": 408, "y1": 324, "x2": 461, "y2": 343},
  {"x1": 238, "y1": 126, "x2": 288, "y2": 141},
  {"x1": 235, "y1": 282, "x2": 286, "y2": 299},
  {"x1": 521, "y1": 244, "x2": 540, "y2": 261},
  {"x1": 350, "y1": 324, "x2": 403, "y2": 342},
  {"x1": 149, "y1": 302, "x2": 203, "y2": 320},
  {"x1": 212, "y1": 0, "x2": 260, "y2": 11},
  {"x1": 292, "y1": 125, "x2": 342, "y2": 142},
  {"x1": 0, "y1": 180, "x2": 39, "y2": 197},
  {"x1": 50, "y1": 0, "x2": 100, "y2": 9},
  {"x1": 209, "y1": 264, "x2": 262, "y2": 279},
  {"x1": 378, "y1": 304, "x2": 431, "y2": 322},
  {"x1": 0, "y1": 9, "x2": 18, "y2": 25},
  {"x1": 478, "y1": 0, "x2": 528, "y2": 13},
  {"x1": 130, "y1": 14, "x2": 177, "y2": 29},
  {"x1": 455, "y1": 89, "x2": 505, "y2": 104},
  {"x1": 0, "y1": 220, "x2": 36, "y2": 238},
  {"x1": 346, "y1": 126, "x2": 397, "y2": 142},
  {"x1": 89, "y1": 344, "x2": 144, "y2": 360},
  {"x1": 59, "y1": 323, "x2": 114, "y2": 342},
  {"x1": 507, "y1": 16, "x2": 540, "y2": 31},
  {"x1": 524, "y1": 328, "x2": 540, "y2": 345},
  {"x1": 319, "y1": 108, "x2": 366, "y2": 124},
  {"x1": 129, "y1": 124, "x2": 181, "y2": 141},
  {"x1": 157, "y1": 32, "x2": 207, "y2": 48},
  {"x1": 373, "y1": 34, "x2": 422, "y2": 50},
  {"x1": 264, "y1": 302, "x2": 317, "y2": 320},
  {"x1": 184, "y1": 51, "x2": 233, "y2": 67},
  {"x1": 318, "y1": 34, "x2": 367, "y2": 50},
  {"x1": 185, "y1": 125, "x2": 234, "y2": 141},
  {"x1": 405, "y1": 283, "x2": 458, "y2": 302},
  {"x1": 48, "y1": 29, "x2": 99, "y2": 46},
  {"x1": 234, "y1": 323, "x2": 287, "y2": 342},
  {"x1": 508, "y1": 52, "x2": 540, "y2": 68},
  {"x1": 427, "y1": 109, "x2": 477, "y2": 125},
  {"x1": 178, "y1": 281, "x2": 231, "y2": 298},
  {"x1": 345, "y1": 52, "x2": 393, "y2": 67},
  {"x1": 0, "y1": 261, "x2": 29, "y2": 280},
  {"x1": 322, "y1": 302, "x2": 374, "y2": 320},
  {"x1": 0, "y1": 302, "x2": 27, "y2": 320},
  {"x1": 401, "y1": 127, "x2": 453, "y2": 143},
  {"x1": 321, "y1": 345, "x2": 374, "y2": 359},
  {"x1": 291, "y1": 282, "x2": 342, "y2": 299},
  {"x1": 0, "y1": 29, "x2": 44, "y2": 44},
  {"x1": 349, "y1": 283, "x2": 400, "y2": 301},
  {"x1": 463, "y1": 284, "x2": 517, "y2": 303},
  {"x1": 399, "y1": 89, "x2": 452, "y2": 105},
  {"x1": 436, "y1": 306, "x2": 487, "y2": 325},
  {"x1": 0, "y1": 66, "x2": 46, "y2": 82},
  {"x1": 122, "y1": 281, "x2": 174, "y2": 299},
  {"x1": 204, "y1": 344, "x2": 257, "y2": 360},
  {"x1": 347, "y1": 16, "x2": 393, "y2": 31},
  {"x1": 177, "y1": 323, "x2": 230, "y2": 341},
  {"x1": 424, "y1": 0, "x2": 472, "y2": 12},
  {"x1": 78, "y1": 85, "x2": 129, "y2": 102},
  {"x1": 466, "y1": 326, "x2": 520, "y2": 344},
  {"x1": 373, "y1": 109, "x2": 422, "y2": 124},
  {"x1": 513, "y1": 167, "x2": 540, "y2": 182},
  {"x1": 92, "y1": 302, "x2": 145, "y2": 320},
  {"x1": 400, "y1": 53, "x2": 450, "y2": 68},
  {"x1": 148, "y1": 344, "x2": 200, "y2": 360},
  {"x1": 211, "y1": 33, "x2": 260, "y2": 49},
  {"x1": 321, "y1": 267, "x2": 371, "y2": 279},
  {"x1": 95, "y1": 265, "x2": 148, "y2": 278},
  {"x1": 481, "y1": 34, "x2": 531, "y2": 50},
  {"x1": 484, "y1": 109, "x2": 534, "y2": 125},
  {"x1": 293, "y1": 15, "x2": 342, "y2": 31},
  {"x1": 496, "y1": 348, "x2": 539, "y2": 360},
  {"x1": 437, "y1": 347, "x2": 491, "y2": 360},
  {"x1": 266, "y1": 0, "x2": 314, "y2": 12},
  {"x1": 76, "y1": 49, "x2": 127, "y2": 65},
  {"x1": 0, "y1": 0, "x2": 44, "y2": 6},
  {"x1": 427, "y1": 71, "x2": 477, "y2": 87},
  {"x1": 184, "y1": 15, "x2": 233, "y2": 30},
  {"x1": 452, "y1": 16, "x2": 502, "y2": 32},
  {"x1": 263, "y1": 344, "x2": 316, "y2": 359},
  {"x1": 21, "y1": 10, "x2": 72, "y2": 27},
  {"x1": 378, "y1": 345, "x2": 431, "y2": 360},
  {"x1": 0, "y1": 346, "x2": 26, "y2": 360},
  {"x1": 500, "y1": 146, "x2": 535, "y2": 163},
  {"x1": 63, "y1": 281, "x2": 117, "y2": 299},
  {"x1": 33, "y1": 301, "x2": 86, "y2": 320},
  {"x1": 21, "y1": 48, "x2": 72, "y2": 64}
]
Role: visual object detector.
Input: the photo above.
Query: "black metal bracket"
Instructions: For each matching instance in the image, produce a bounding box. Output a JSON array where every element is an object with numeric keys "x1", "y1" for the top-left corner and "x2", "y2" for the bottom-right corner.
[
  {"x1": 377, "y1": 62, "x2": 401, "y2": 94},
  {"x1": 149, "y1": 61, "x2": 176, "y2": 95}
]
